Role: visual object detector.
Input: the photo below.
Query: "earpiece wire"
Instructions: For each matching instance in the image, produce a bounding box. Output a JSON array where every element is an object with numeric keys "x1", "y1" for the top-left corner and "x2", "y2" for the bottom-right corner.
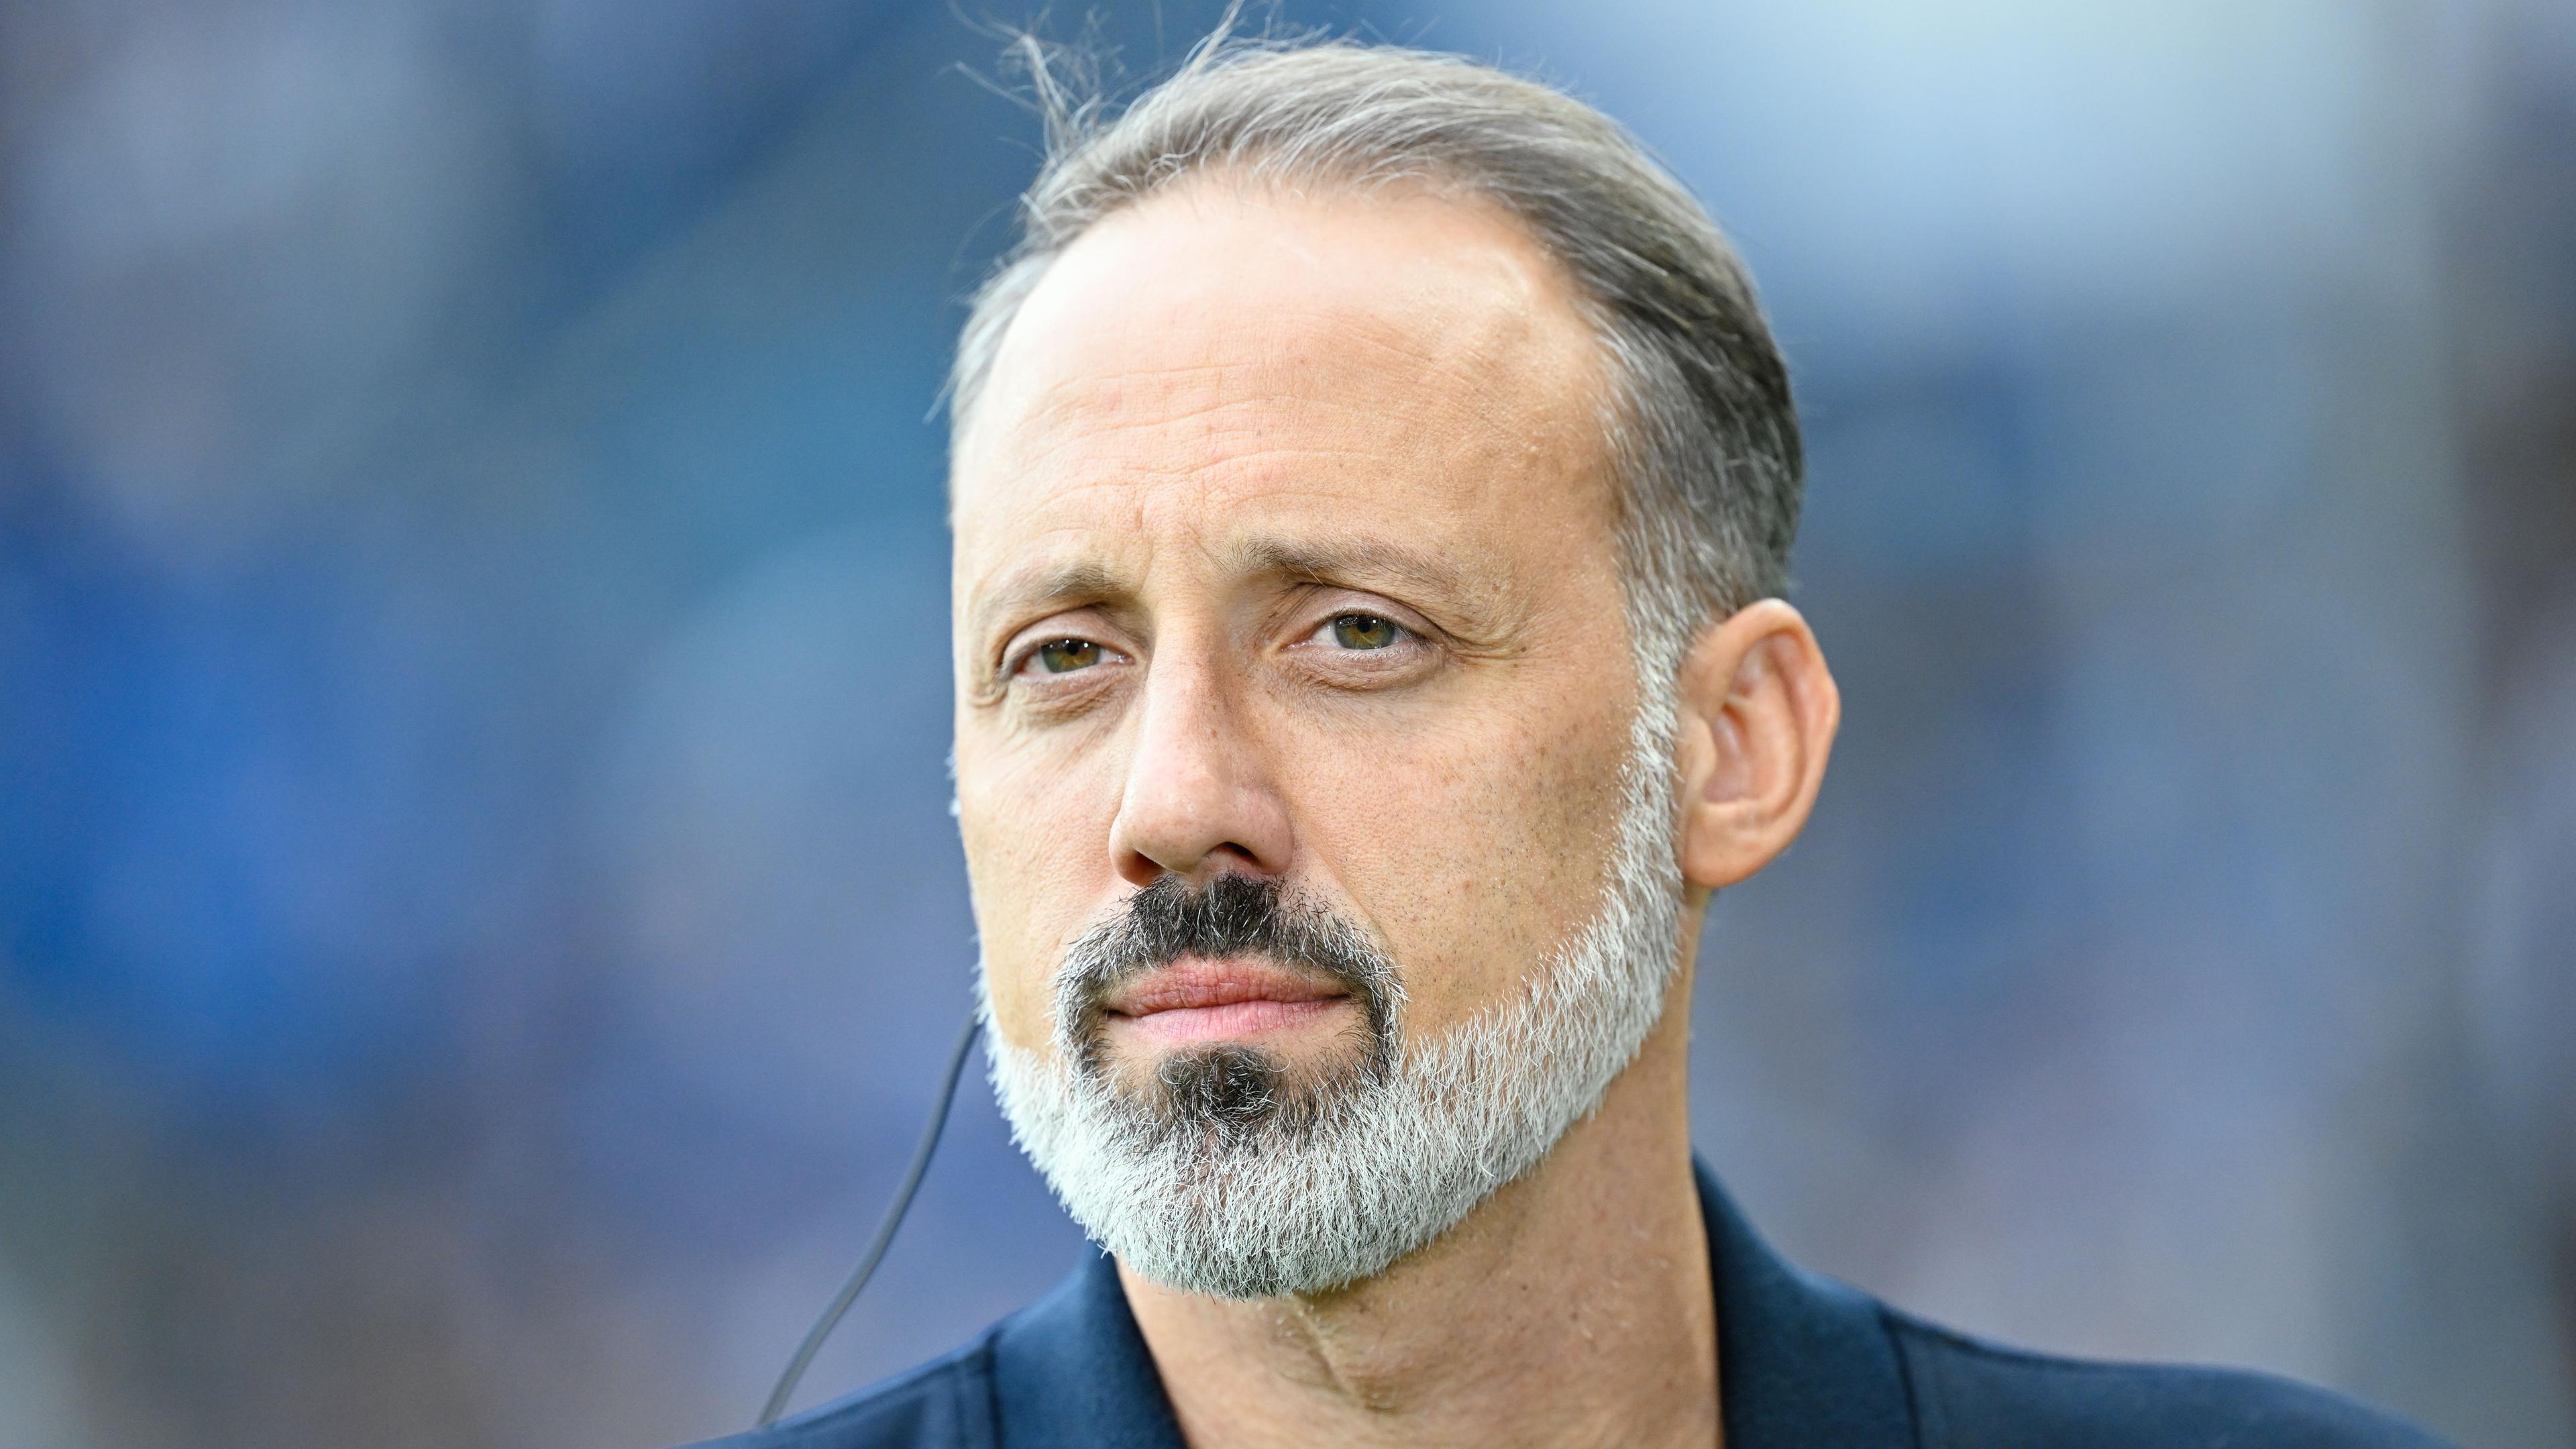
[{"x1": 755, "y1": 1008, "x2": 985, "y2": 1430}]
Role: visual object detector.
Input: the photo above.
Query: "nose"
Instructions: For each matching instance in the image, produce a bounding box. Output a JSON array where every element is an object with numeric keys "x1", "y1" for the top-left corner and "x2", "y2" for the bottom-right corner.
[{"x1": 1108, "y1": 645, "x2": 1294, "y2": 888}]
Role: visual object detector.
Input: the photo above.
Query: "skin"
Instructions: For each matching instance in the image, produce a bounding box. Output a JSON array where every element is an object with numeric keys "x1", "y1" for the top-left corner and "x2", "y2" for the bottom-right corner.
[{"x1": 951, "y1": 178, "x2": 1839, "y2": 1449}]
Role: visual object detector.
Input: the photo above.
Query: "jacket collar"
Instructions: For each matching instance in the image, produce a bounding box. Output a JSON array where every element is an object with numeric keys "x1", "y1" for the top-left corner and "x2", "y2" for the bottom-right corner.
[
  {"x1": 991, "y1": 1156, "x2": 1916, "y2": 1449},
  {"x1": 1696, "y1": 1155, "x2": 1916, "y2": 1448},
  {"x1": 989, "y1": 1244, "x2": 1187, "y2": 1449}
]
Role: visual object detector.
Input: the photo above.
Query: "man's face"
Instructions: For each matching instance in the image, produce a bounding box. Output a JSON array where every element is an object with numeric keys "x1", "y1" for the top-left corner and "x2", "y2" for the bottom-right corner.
[{"x1": 951, "y1": 180, "x2": 1644, "y2": 1105}]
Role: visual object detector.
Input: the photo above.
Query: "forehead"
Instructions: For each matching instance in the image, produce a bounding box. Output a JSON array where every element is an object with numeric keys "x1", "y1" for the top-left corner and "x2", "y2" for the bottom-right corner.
[{"x1": 951, "y1": 180, "x2": 1615, "y2": 606}]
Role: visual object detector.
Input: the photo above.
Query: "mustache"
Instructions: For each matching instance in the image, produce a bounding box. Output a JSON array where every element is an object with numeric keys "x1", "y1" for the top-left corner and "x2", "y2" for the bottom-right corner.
[{"x1": 1055, "y1": 873, "x2": 1403, "y2": 1075}]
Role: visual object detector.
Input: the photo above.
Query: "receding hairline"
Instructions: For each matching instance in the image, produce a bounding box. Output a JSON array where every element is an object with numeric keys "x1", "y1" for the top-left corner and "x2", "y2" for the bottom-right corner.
[{"x1": 951, "y1": 169, "x2": 1615, "y2": 480}]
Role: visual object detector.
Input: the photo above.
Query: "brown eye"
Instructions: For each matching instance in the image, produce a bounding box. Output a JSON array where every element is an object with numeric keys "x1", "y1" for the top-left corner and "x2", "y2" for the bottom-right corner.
[
  {"x1": 1330, "y1": 614, "x2": 1399, "y2": 650},
  {"x1": 1033, "y1": 638, "x2": 1101, "y2": 674}
]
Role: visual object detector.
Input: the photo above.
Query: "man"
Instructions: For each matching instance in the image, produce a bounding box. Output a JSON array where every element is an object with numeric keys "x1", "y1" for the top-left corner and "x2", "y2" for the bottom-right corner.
[{"x1": 698, "y1": 34, "x2": 2447, "y2": 1449}]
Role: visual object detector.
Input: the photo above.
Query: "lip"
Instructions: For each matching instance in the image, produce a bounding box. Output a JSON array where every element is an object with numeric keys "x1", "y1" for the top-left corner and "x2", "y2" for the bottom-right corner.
[{"x1": 1103, "y1": 957, "x2": 1353, "y2": 1044}]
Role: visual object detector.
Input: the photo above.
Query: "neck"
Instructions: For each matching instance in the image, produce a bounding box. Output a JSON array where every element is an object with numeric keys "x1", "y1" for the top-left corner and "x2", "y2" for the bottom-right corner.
[{"x1": 1119, "y1": 973, "x2": 1717, "y2": 1449}]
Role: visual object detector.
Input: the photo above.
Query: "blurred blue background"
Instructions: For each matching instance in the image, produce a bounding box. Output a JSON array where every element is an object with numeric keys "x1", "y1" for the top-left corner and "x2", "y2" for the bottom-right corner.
[{"x1": 3, "y1": 1, "x2": 2573, "y2": 1445}]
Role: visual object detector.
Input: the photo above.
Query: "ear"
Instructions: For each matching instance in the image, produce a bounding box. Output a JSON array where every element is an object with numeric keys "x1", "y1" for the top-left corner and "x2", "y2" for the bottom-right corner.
[{"x1": 1672, "y1": 600, "x2": 1839, "y2": 891}]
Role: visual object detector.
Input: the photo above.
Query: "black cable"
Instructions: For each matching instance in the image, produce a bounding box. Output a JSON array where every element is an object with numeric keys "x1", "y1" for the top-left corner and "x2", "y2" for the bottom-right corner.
[{"x1": 755, "y1": 1008, "x2": 984, "y2": 1431}]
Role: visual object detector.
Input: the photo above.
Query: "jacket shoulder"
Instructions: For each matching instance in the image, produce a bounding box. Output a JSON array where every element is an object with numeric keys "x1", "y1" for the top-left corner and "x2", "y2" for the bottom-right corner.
[
  {"x1": 673, "y1": 1336, "x2": 996, "y2": 1449},
  {"x1": 1886, "y1": 1310, "x2": 2452, "y2": 1449}
]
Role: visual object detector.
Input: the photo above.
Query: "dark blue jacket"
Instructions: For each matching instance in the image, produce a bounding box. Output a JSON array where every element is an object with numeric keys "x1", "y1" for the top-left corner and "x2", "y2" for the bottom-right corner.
[{"x1": 689, "y1": 1159, "x2": 2447, "y2": 1448}]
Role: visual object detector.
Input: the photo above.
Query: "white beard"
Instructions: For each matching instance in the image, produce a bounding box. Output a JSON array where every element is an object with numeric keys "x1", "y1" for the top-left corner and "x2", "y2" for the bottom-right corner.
[{"x1": 985, "y1": 688, "x2": 1687, "y2": 1299}]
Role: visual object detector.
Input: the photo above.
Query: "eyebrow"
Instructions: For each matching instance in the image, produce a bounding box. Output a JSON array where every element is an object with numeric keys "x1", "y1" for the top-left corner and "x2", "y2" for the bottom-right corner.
[
  {"x1": 969, "y1": 559, "x2": 1130, "y2": 648},
  {"x1": 1223, "y1": 535, "x2": 1481, "y2": 603}
]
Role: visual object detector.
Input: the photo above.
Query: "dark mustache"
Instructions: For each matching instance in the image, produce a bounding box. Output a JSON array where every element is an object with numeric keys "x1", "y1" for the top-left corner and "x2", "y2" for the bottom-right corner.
[{"x1": 1059, "y1": 873, "x2": 1401, "y2": 1069}]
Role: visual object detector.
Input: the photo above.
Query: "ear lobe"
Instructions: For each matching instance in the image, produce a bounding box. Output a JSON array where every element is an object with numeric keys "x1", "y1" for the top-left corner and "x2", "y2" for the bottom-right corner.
[{"x1": 1673, "y1": 600, "x2": 1839, "y2": 891}]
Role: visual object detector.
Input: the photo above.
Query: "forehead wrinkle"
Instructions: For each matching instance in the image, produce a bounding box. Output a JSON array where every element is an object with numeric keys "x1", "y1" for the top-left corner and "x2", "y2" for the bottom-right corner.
[
  {"x1": 1000, "y1": 301, "x2": 1562, "y2": 463},
  {"x1": 986, "y1": 374, "x2": 1561, "y2": 520},
  {"x1": 1000, "y1": 403, "x2": 1411, "y2": 490}
]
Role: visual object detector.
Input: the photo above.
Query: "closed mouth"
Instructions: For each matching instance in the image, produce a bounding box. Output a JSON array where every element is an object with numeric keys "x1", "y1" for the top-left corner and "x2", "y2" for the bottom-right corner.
[{"x1": 1102, "y1": 956, "x2": 1355, "y2": 1044}]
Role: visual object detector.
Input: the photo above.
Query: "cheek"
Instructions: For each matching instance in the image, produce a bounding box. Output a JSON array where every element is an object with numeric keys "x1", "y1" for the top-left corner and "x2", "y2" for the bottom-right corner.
[
  {"x1": 1304, "y1": 675, "x2": 1634, "y2": 1030},
  {"x1": 955, "y1": 725, "x2": 1126, "y2": 1054}
]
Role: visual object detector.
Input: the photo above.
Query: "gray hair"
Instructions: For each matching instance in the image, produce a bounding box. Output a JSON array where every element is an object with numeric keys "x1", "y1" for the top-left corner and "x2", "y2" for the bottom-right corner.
[{"x1": 949, "y1": 28, "x2": 1803, "y2": 675}]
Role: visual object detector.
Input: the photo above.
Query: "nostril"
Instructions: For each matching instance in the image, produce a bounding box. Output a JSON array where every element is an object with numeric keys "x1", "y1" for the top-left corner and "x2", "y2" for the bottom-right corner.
[
  {"x1": 1113, "y1": 847, "x2": 1167, "y2": 890},
  {"x1": 1114, "y1": 841, "x2": 1261, "y2": 890}
]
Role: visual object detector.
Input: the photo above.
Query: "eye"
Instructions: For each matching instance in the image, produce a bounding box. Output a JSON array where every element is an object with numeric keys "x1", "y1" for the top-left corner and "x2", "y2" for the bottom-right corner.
[
  {"x1": 1026, "y1": 638, "x2": 1104, "y2": 674},
  {"x1": 1327, "y1": 613, "x2": 1402, "y2": 650}
]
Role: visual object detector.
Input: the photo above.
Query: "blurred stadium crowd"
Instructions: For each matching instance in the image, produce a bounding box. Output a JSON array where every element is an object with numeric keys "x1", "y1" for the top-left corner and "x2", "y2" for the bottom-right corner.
[{"x1": 1, "y1": 1, "x2": 2571, "y2": 1445}]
